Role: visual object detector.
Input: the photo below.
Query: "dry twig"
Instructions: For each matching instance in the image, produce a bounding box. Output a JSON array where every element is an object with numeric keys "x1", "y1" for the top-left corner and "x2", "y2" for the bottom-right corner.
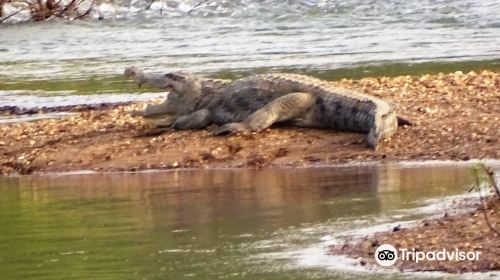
[{"x1": 0, "y1": 8, "x2": 23, "y2": 23}]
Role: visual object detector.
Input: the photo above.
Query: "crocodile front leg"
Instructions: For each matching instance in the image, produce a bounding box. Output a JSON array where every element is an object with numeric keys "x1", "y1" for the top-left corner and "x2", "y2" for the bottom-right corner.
[
  {"x1": 214, "y1": 92, "x2": 316, "y2": 135},
  {"x1": 148, "y1": 114, "x2": 177, "y2": 127},
  {"x1": 130, "y1": 99, "x2": 178, "y2": 127},
  {"x1": 172, "y1": 109, "x2": 212, "y2": 130},
  {"x1": 131, "y1": 98, "x2": 174, "y2": 118}
]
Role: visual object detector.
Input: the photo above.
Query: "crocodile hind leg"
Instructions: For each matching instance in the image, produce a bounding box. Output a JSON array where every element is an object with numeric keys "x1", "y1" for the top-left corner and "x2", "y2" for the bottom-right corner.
[
  {"x1": 214, "y1": 92, "x2": 316, "y2": 135},
  {"x1": 173, "y1": 109, "x2": 212, "y2": 130}
]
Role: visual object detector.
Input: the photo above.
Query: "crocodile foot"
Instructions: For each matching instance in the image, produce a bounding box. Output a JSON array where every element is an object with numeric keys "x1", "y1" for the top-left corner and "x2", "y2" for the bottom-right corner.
[
  {"x1": 213, "y1": 123, "x2": 250, "y2": 136},
  {"x1": 134, "y1": 113, "x2": 176, "y2": 128}
]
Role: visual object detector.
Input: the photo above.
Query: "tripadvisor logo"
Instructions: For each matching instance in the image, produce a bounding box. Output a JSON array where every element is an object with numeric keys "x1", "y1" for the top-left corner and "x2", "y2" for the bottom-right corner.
[
  {"x1": 375, "y1": 244, "x2": 398, "y2": 266},
  {"x1": 374, "y1": 244, "x2": 481, "y2": 267}
]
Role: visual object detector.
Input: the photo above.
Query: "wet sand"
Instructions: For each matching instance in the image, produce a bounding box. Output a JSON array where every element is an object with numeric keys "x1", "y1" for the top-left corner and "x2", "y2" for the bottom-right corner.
[
  {"x1": 329, "y1": 196, "x2": 500, "y2": 273},
  {"x1": 1, "y1": 70, "x2": 499, "y2": 175}
]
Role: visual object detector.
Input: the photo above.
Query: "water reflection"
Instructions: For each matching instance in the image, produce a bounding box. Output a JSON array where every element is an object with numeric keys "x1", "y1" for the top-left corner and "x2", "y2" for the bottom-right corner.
[
  {"x1": 0, "y1": 165, "x2": 479, "y2": 279},
  {"x1": 4, "y1": 165, "x2": 474, "y2": 228}
]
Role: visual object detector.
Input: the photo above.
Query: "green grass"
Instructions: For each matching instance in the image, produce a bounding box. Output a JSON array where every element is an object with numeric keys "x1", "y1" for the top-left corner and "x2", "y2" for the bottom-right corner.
[
  {"x1": 213, "y1": 58, "x2": 500, "y2": 80},
  {"x1": 0, "y1": 76, "x2": 162, "y2": 95},
  {"x1": 1, "y1": 59, "x2": 499, "y2": 95}
]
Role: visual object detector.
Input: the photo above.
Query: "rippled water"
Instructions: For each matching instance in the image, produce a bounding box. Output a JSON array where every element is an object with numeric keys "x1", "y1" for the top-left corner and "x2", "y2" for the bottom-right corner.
[
  {"x1": 1, "y1": 0, "x2": 499, "y2": 79},
  {"x1": 1, "y1": 0, "x2": 499, "y2": 109},
  {"x1": 1, "y1": 163, "x2": 499, "y2": 280}
]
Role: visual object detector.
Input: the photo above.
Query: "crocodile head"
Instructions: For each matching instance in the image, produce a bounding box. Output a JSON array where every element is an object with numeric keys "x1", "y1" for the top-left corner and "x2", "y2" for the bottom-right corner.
[
  {"x1": 162, "y1": 71, "x2": 204, "y2": 97},
  {"x1": 161, "y1": 71, "x2": 205, "y2": 115},
  {"x1": 124, "y1": 66, "x2": 145, "y2": 87},
  {"x1": 162, "y1": 72, "x2": 191, "y2": 93},
  {"x1": 125, "y1": 66, "x2": 179, "y2": 89},
  {"x1": 124, "y1": 66, "x2": 139, "y2": 77}
]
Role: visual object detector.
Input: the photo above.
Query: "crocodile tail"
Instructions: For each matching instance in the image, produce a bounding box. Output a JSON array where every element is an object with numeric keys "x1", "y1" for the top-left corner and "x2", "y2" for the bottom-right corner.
[
  {"x1": 366, "y1": 105, "x2": 398, "y2": 149},
  {"x1": 397, "y1": 115, "x2": 412, "y2": 126}
]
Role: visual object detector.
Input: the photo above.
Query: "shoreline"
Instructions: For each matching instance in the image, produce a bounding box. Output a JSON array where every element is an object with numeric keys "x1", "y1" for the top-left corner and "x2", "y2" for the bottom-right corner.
[
  {"x1": 2, "y1": 159, "x2": 499, "y2": 178},
  {"x1": 1, "y1": 70, "x2": 499, "y2": 175},
  {"x1": 328, "y1": 162, "x2": 500, "y2": 274},
  {"x1": 328, "y1": 195, "x2": 500, "y2": 273},
  {"x1": 0, "y1": 102, "x2": 135, "y2": 116}
]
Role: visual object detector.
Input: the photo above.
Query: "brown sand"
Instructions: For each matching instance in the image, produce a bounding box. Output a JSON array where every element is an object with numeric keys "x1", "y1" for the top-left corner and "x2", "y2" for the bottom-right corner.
[
  {"x1": 1, "y1": 69, "x2": 500, "y2": 273},
  {"x1": 1, "y1": 70, "x2": 499, "y2": 175},
  {"x1": 329, "y1": 197, "x2": 500, "y2": 273}
]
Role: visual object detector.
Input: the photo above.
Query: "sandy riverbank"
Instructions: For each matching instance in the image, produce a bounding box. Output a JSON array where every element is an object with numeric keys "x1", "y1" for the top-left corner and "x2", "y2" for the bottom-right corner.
[
  {"x1": 329, "y1": 195, "x2": 500, "y2": 273},
  {"x1": 1, "y1": 70, "x2": 499, "y2": 175}
]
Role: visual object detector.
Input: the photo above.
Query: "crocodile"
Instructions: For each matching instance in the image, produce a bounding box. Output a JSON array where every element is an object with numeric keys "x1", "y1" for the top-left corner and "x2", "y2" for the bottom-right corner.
[
  {"x1": 125, "y1": 67, "x2": 230, "y2": 122},
  {"x1": 124, "y1": 66, "x2": 175, "y2": 89},
  {"x1": 126, "y1": 69, "x2": 403, "y2": 149}
]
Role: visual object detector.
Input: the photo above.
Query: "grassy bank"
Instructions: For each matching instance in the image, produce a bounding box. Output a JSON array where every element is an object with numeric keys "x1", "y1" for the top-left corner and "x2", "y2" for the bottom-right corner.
[{"x1": 1, "y1": 58, "x2": 499, "y2": 95}]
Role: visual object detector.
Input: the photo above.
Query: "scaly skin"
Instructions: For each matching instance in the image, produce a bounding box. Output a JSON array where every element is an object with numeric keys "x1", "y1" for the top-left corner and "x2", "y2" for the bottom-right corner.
[
  {"x1": 124, "y1": 67, "x2": 231, "y2": 125},
  {"x1": 124, "y1": 66, "x2": 172, "y2": 89},
  {"x1": 126, "y1": 69, "x2": 399, "y2": 149}
]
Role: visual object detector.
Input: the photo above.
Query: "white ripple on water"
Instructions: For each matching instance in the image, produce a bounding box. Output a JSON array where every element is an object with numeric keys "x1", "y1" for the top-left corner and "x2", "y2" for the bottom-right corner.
[
  {"x1": 246, "y1": 180, "x2": 500, "y2": 278},
  {"x1": 0, "y1": 90, "x2": 167, "y2": 109},
  {"x1": 0, "y1": 1, "x2": 499, "y2": 79}
]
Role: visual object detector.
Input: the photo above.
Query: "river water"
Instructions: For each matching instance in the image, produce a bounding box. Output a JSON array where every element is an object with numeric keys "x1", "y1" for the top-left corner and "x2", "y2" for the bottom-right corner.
[
  {"x1": 1, "y1": 4, "x2": 499, "y2": 278},
  {"x1": 1, "y1": 0, "x2": 500, "y2": 79},
  {"x1": 1, "y1": 0, "x2": 500, "y2": 108},
  {"x1": 1, "y1": 163, "x2": 499, "y2": 280}
]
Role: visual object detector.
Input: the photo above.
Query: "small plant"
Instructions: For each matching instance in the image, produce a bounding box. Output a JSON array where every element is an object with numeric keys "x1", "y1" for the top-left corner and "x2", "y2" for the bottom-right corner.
[
  {"x1": 470, "y1": 162, "x2": 499, "y2": 235},
  {"x1": 470, "y1": 163, "x2": 500, "y2": 200}
]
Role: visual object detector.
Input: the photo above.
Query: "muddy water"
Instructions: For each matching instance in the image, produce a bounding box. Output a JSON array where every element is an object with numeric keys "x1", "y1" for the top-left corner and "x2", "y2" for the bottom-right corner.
[{"x1": 0, "y1": 163, "x2": 493, "y2": 279}]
